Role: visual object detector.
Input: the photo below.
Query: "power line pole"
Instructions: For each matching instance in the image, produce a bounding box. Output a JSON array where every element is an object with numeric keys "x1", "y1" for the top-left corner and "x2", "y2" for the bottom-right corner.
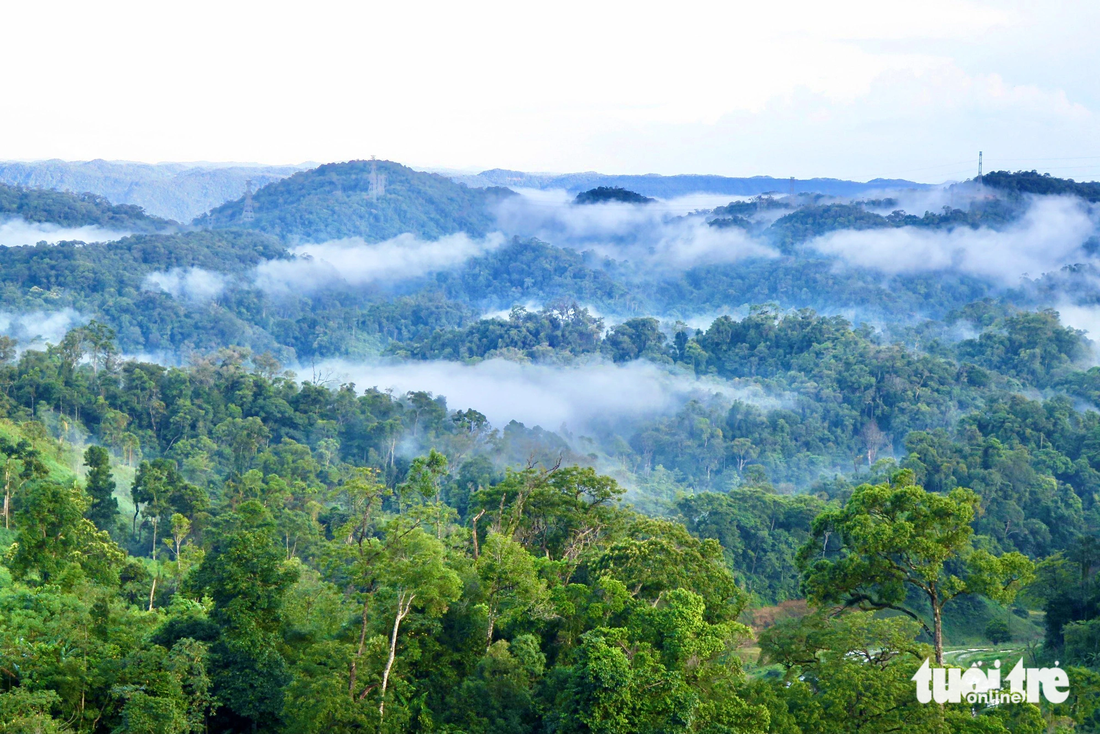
[
  {"x1": 242, "y1": 179, "x2": 255, "y2": 223},
  {"x1": 369, "y1": 156, "x2": 386, "y2": 200},
  {"x1": 977, "y1": 151, "x2": 983, "y2": 183}
]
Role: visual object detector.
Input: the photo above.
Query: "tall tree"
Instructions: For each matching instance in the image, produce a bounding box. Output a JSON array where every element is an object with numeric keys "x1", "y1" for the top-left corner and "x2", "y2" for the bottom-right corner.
[
  {"x1": 83, "y1": 445, "x2": 118, "y2": 532},
  {"x1": 191, "y1": 500, "x2": 298, "y2": 732},
  {"x1": 799, "y1": 470, "x2": 1034, "y2": 664}
]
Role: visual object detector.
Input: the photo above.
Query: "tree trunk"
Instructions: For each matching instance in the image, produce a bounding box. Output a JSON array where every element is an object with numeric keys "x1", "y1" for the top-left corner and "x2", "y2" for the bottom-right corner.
[
  {"x1": 379, "y1": 592, "x2": 414, "y2": 721},
  {"x1": 148, "y1": 575, "x2": 157, "y2": 612},
  {"x1": 932, "y1": 597, "x2": 944, "y2": 666},
  {"x1": 349, "y1": 593, "x2": 372, "y2": 698}
]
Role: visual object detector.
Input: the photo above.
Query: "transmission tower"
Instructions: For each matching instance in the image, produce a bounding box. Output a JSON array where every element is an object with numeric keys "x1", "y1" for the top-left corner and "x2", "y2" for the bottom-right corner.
[
  {"x1": 977, "y1": 152, "x2": 983, "y2": 183},
  {"x1": 242, "y1": 179, "x2": 255, "y2": 223},
  {"x1": 369, "y1": 156, "x2": 387, "y2": 200},
  {"x1": 789, "y1": 176, "x2": 795, "y2": 199}
]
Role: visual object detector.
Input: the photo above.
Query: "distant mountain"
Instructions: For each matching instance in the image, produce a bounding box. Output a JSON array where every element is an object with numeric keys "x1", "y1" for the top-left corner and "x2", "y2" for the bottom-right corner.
[
  {"x1": 451, "y1": 168, "x2": 929, "y2": 198},
  {"x1": 0, "y1": 181, "x2": 174, "y2": 231},
  {"x1": 204, "y1": 160, "x2": 514, "y2": 243},
  {"x1": 0, "y1": 159, "x2": 306, "y2": 222}
]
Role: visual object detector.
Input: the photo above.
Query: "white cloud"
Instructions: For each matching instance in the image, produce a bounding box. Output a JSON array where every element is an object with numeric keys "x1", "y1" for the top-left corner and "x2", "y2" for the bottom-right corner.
[
  {"x1": 0, "y1": 218, "x2": 129, "y2": 246},
  {"x1": 143, "y1": 267, "x2": 228, "y2": 302},
  {"x1": 6, "y1": 1, "x2": 1093, "y2": 181},
  {"x1": 807, "y1": 196, "x2": 1095, "y2": 284},
  {"x1": 0, "y1": 309, "x2": 86, "y2": 346},
  {"x1": 253, "y1": 233, "x2": 506, "y2": 294},
  {"x1": 495, "y1": 190, "x2": 777, "y2": 269},
  {"x1": 308, "y1": 357, "x2": 784, "y2": 431}
]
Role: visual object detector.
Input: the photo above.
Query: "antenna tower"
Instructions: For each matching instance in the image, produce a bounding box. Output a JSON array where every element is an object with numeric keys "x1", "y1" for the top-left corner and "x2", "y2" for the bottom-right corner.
[
  {"x1": 977, "y1": 152, "x2": 983, "y2": 183},
  {"x1": 369, "y1": 156, "x2": 387, "y2": 200},
  {"x1": 242, "y1": 179, "x2": 255, "y2": 223},
  {"x1": 789, "y1": 176, "x2": 795, "y2": 199}
]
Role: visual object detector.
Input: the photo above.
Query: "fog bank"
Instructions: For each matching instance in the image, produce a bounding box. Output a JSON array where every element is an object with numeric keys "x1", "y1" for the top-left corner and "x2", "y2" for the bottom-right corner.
[
  {"x1": 307, "y1": 357, "x2": 784, "y2": 431},
  {"x1": 0, "y1": 217, "x2": 130, "y2": 246}
]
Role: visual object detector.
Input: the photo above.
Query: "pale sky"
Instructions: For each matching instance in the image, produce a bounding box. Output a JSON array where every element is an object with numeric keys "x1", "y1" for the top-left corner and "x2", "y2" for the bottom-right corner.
[{"x1": 4, "y1": 0, "x2": 1099, "y2": 182}]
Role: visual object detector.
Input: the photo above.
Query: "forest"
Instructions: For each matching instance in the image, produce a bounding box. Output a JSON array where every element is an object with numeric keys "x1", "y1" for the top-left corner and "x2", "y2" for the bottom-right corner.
[{"x1": 1, "y1": 164, "x2": 1100, "y2": 732}]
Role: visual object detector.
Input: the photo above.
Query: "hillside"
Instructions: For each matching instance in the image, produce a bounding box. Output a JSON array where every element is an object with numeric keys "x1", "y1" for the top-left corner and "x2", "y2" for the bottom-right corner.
[
  {"x1": 203, "y1": 159, "x2": 514, "y2": 243},
  {"x1": 0, "y1": 181, "x2": 174, "y2": 232},
  {"x1": 0, "y1": 159, "x2": 306, "y2": 222}
]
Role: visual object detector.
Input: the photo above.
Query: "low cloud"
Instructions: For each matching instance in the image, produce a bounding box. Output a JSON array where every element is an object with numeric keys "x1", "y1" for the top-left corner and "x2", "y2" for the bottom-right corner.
[
  {"x1": 254, "y1": 232, "x2": 506, "y2": 294},
  {"x1": 808, "y1": 196, "x2": 1095, "y2": 284},
  {"x1": 0, "y1": 308, "x2": 87, "y2": 346},
  {"x1": 0, "y1": 217, "x2": 130, "y2": 246},
  {"x1": 306, "y1": 357, "x2": 785, "y2": 431},
  {"x1": 495, "y1": 189, "x2": 777, "y2": 269},
  {"x1": 143, "y1": 267, "x2": 228, "y2": 302}
]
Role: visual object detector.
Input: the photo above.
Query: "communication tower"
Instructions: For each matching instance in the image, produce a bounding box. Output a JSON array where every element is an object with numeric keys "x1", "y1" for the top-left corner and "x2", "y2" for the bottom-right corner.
[
  {"x1": 977, "y1": 152, "x2": 983, "y2": 183},
  {"x1": 242, "y1": 179, "x2": 255, "y2": 223},
  {"x1": 369, "y1": 156, "x2": 387, "y2": 200}
]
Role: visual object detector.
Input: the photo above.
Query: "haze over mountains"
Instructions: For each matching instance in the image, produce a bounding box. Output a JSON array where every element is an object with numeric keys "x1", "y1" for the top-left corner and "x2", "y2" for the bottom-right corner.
[
  {"x1": 0, "y1": 158, "x2": 929, "y2": 223},
  {"x1": 0, "y1": 159, "x2": 308, "y2": 222}
]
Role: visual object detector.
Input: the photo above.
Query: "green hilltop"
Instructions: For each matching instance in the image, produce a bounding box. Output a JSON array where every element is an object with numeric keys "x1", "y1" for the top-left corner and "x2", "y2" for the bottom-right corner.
[{"x1": 202, "y1": 159, "x2": 513, "y2": 243}]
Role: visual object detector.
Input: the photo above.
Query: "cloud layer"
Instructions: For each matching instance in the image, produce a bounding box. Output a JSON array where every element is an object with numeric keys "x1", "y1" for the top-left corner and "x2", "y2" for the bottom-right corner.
[
  {"x1": 253, "y1": 232, "x2": 506, "y2": 294},
  {"x1": 495, "y1": 190, "x2": 777, "y2": 269},
  {"x1": 0, "y1": 309, "x2": 86, "y2": 346},
  {"x1": 0, "y1": 218, "x2": 130, "y2": 247},
  {"x1": 307, "y1": 357, "x2": 783, "y2": 431},
  {"x1": 808, "y1": 196, "x2": 1096, "y2": 284}
]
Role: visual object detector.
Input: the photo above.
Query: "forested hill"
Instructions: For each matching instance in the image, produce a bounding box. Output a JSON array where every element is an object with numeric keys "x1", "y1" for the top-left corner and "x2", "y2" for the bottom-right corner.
[
  {"x1": 982, "y1": 169, "x2": 1100, "y2": 202},
  {"x1": 0, "y1": 181, "x2": 175, "y2": 231},
  {"x1": 202, "y1": 160, "x2": 514, "y2": 243}
]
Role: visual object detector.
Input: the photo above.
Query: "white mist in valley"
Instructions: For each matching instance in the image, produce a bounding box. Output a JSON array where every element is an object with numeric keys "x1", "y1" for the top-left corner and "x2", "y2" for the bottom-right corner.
[
  {"x1": 253, "y1": 232, "x2": 506, "y2": 293},
  {"x1": 144, "y1": 267, "x2": 229, "y2": 302},
  {"x1": 0, "y1": 217, "x2": 130, "y2": 247},
  {"x1": 304, "y1": 357, "x2": 786, "y2": 433},
  {"x1": 808, "y1": 196, "x2": 1096, "y2": 284},
  {"x1": 0, "y1": 308, "x2": 87, "y2": 347},
  {"x1": 494, "y1": 189, "x2": 778, "y2": 269}
]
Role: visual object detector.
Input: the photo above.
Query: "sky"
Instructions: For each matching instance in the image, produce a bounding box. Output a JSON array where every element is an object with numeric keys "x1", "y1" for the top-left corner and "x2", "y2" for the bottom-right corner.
[{"x1": 4, "y1": 0, "x2": 1099, "y2": 182}]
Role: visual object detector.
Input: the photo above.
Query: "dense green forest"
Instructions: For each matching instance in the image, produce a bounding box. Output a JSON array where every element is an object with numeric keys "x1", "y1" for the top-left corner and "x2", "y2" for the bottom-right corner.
[
  {"x1": 0, "y1": 182, "x2": 175, "y2": 232},
  {"x1": 202, "y1": 161, "x2": 513, "y2": 243},
  {"x1": 3, "y1": 165, "x2": 1100, "y2": 732}
]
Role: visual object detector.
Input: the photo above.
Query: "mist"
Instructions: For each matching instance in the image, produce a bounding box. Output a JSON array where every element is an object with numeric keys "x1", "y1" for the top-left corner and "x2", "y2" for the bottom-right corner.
[
  {"x1": 0, "y1": 308, "x2": 86, "y2": 346},
  {"x1": 807, "y1": 196, "x2": 1096, "y2": 285},
  {"x1": 143, "y1": 267, "x2": 229, "y2": 302},
  {"x1": 0, "y1": 217, "x2": 130, "y2": 246},
  {"x1": 306, "y1": 356, "x2": 785, "y2": 432},
  {"x1": 253, "y1": 232, "x2": 506, "y2": 294},
  {"x1": 494, "y1": 189, "x2": 777, "y2": 269}
]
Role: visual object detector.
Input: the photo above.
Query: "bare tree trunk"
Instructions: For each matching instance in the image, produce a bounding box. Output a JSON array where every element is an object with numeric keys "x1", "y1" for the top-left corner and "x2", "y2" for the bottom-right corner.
[
  {"x1": 379, "y1": 592, "x2": 414, "y2": 721},
  {"x1": 472, "y1": 509, "x2": 486, "y2": 559},
  {"x1": 148, "y1": 575, "x2": 157, "y2": 612}
]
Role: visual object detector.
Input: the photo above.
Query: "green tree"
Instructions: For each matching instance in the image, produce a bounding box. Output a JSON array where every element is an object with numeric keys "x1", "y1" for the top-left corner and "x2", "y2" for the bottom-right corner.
[
  {"x1": 799, "y1": 471, "x2": 1034, "y2": 664},
  {"x1": 190, "y1": 500, "x2": 298, "y2": 731},
  {"x1": 83, "y1": 445, "x2": 118, "y2": 533}
]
